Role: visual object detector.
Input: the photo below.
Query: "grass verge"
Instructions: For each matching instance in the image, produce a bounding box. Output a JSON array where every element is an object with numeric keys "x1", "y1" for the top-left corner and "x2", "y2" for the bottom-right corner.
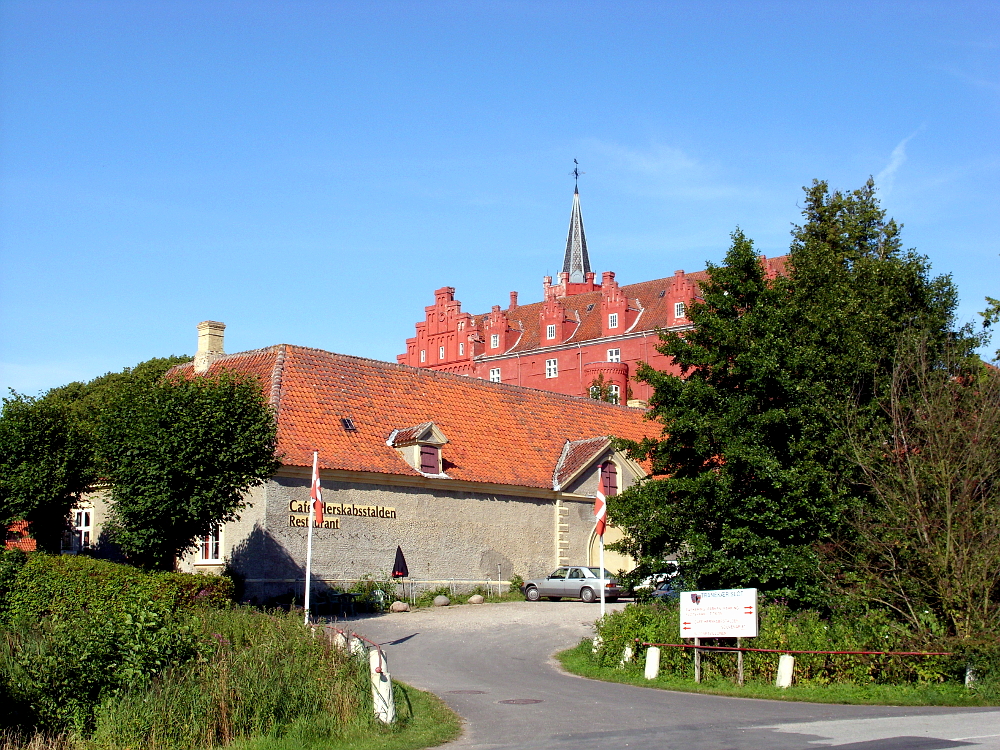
[
  {"x1": 558, "y1": 640, "x2": 999, "y2": 707},
  {"x1": 228, "y1": 680, "x2": 462, "y2": 750}
]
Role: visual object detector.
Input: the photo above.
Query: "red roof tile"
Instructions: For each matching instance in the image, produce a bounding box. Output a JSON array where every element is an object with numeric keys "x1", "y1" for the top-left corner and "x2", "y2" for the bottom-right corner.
[{"x1": 173, "y1": 347, "x2": 654, "y2": 491}]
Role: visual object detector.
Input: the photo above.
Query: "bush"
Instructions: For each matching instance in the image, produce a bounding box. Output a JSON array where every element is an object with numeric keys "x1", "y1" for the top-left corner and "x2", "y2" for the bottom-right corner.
[
  {"x1": 508, "y1": 574, "x2": 524, "y2": 594},
  {"x1": 347, "y1": 574, "x2": 396, "y2": 613},
  {"x1": 593, "y1": 601, "x2": 993, "y2": 687}
]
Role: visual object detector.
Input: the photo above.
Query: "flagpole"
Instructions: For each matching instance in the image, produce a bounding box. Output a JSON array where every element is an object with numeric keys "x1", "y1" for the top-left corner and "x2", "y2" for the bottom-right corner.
[
  {"x1": 304, "y1": 450, "x2": 317, "y2": 626},
  {"x1": 599, "y1": 532, "x2": 606, "y2": 618}
]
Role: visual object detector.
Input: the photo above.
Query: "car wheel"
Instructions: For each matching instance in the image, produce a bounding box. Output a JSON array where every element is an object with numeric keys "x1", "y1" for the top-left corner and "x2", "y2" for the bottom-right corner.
[
  {"x1": 546, "y1": 596, "x2": 562, "y2": 601},
  {"x1": 525, "y1": 586, "x2": 540, "y2": 602},
  {"x1": 580, "y1": 587, "x2": 596, "y2": 603}
]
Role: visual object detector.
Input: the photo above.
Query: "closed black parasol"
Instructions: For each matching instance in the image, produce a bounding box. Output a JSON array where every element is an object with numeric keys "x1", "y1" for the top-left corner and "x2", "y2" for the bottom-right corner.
[{"x1": 391, "y1": 546, "x2": 409, "y2": 578}]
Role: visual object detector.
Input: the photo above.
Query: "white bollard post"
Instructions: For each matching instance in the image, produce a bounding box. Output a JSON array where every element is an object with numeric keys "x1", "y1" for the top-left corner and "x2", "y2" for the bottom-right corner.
[
  {"x1": 644, "y1": 646, "x2": 661, "y2": 680},
  {"x1": 620, "y1": 646, "x2": 633, "y2": 668},
  {"x1": 369, "y1": 648, "x2": 396, "y2": 724},
  {"x1": 775, "y1": 654, "x2": 795, "y2": 688}
]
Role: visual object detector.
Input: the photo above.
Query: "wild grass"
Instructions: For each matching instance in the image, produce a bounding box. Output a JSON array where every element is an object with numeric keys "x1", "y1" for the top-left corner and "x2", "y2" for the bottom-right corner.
[{"x1": 560, "y1": 640, "x2": 1000, "y2": 707}]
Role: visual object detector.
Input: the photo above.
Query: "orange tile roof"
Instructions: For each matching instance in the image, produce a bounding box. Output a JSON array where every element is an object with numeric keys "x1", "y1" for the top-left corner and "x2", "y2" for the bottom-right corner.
[
  {"x1": 553, "y1": 437, "x2": 611, "y2": 490},
  {"x1": 173, "y1": 347, "x2": 655, "y2": 491},
  {"x1": 4, "y1": 520, "x2": 37, "y2": 552},
  {"x1": 472, "y1": 257, "x2": 787, "y2": 353}
]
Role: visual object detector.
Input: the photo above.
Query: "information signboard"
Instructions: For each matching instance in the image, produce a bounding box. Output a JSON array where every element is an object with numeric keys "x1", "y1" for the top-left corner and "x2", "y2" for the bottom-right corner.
[{"x1": 679, "y1": 588, "x2": 758, "y2": 638}]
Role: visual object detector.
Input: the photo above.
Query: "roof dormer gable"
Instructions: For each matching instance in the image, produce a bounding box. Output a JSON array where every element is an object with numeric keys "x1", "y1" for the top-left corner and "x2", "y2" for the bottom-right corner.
[{"x1": 386, "y1": 422, "x2": 449, "y2": 476}]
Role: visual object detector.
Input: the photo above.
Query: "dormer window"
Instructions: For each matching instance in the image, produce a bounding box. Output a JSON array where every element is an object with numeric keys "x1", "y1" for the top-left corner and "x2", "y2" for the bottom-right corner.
[
  {"x1": 546, "y1": 324, "x2": 556, "y2": 340},
  {"x1": 608, "y1": 313, "x2": 618, "y2": 329},
  {"x1": 386, "y1": 422, "x2": 449, "y2": 477}
]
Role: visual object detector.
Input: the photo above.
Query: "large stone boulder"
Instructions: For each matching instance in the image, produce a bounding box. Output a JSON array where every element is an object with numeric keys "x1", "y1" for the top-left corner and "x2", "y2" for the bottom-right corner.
[
  {"x1": 468, "y1": 594, "x2": 485, "y2": 605},
  {"x1": 433, "y1": 595, "x2": 451, "y2": 607},
  {"x1": 390, "y1": 600, "x2": 410, "y2": 613}
]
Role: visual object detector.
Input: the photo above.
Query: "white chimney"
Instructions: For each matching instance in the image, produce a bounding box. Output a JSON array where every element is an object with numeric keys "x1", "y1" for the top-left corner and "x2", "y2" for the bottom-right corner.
[{"x1": 194, "y1": 320, "x2": 225, "y2": 374}]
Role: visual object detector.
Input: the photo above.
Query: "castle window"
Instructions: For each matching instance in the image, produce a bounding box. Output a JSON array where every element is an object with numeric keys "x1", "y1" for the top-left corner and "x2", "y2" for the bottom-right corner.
[
  {"x1": 459, "y1": 342, "x2": 465, "y2": 356},
  {"x1": 420, "y1": 445, "x2": 440, "y2": 474},
  {"x1": 607, "y1": 348, "x2": 620, "y2": 363},
  {"x1": 608, "y1": 313, "x2": 618, "y2": 329},
  {"x1": 608, "y1": 384, "x2": 620, "y2": 404},
  {"x1": 674, "y1": 302, "x2": 686, "y2": 319},
  {"x1": 546, "y1": 324, "x2": 556, "y2": 340},
  {"x1": 419, "y1": 350, "x2": 426, "y2": 363},
  {"x1": 491, "y1": 334, "x2": 500, "y2": 349},
  {"x1": 489, "y1": 368, "x2": 501, "y2": 383},
  {"x1": 198, "y1": 526, "x2": 222, "y2": 563},
  {"x1": 439, "y1": 346, "x2": 445, "y2": 360},
  {"x1": 545, "y1": 358, "x2": 558, "y2": 378}
]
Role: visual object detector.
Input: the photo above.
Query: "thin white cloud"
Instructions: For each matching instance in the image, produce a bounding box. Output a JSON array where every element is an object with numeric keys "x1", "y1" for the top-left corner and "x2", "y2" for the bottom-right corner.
[{"x1": 876, "y1": 129, "x2": 924, "y2": 196}]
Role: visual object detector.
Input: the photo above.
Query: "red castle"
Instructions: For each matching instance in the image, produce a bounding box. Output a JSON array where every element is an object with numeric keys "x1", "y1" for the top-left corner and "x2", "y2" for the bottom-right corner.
[{"x1": 399, "y1": 185, "x2": 786, "y2": 404}]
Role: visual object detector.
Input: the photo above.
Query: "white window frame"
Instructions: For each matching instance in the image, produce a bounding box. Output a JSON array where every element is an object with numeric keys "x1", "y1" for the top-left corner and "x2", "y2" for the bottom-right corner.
[
  {"x1": 459, "y1": 342, "x2": 465, "y2": 356},
  {"x1": 607, "y1": 348, "x2": 621, "y2": 363},
  {"x1": 490, "y1": 333, "x2": 500, "y2": 349},
  {"x1": 73, "y1": 509, "x2": 92, "y2": 549},
  {"x1": 545, "y1": 358, "x2": 558, "y2": 378},
  {"x1": 419, "y1": 349, "x2": 426, "y2": 363},
  {"x1": 608, "y1": 313, "x2": 618, "y2": 329},
  {"x1": 197, "y1": 527, "x2": 222, "y2": 564},
  {"x1": 609, "y1": 384, "x2": 621, "y2": 404},
  {"x1": 439, "y1": 345, "x2": 445, "y2": 360},
  {"x1": 675, "y1": 302, "x2": 686, "y2": 319},
  {"x1": 489, "y1": 368, "x2": 501, "y2": 383},
  {"x1": 546, "y1": 324, "x2": 556, "y2": 340}
]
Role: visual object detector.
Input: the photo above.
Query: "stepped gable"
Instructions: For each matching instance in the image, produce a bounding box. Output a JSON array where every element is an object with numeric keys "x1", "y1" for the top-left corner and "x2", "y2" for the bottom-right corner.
[{"x1": 172, "y1": 346, "x2": 653, "y2": 490}]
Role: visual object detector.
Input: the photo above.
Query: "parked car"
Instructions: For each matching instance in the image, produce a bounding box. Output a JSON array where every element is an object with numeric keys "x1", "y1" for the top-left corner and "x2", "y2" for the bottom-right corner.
[
  {"x1": 522, "y1": 566, "x2": 621, "y2": 603},
  {"x1": 650, "y1": 579, "x2": 679, "y2": 601}
]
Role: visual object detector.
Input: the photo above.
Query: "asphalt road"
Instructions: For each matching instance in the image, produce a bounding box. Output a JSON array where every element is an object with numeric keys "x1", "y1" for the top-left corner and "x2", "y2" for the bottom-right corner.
[{"x1": 349, "y1": 601, "x2": 1000, "y2": 750}]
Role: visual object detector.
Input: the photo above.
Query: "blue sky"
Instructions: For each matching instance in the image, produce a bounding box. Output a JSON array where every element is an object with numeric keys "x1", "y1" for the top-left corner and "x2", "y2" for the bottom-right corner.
[{"x1": 2, "y1": 1, "x2": 998, "y2": 395}]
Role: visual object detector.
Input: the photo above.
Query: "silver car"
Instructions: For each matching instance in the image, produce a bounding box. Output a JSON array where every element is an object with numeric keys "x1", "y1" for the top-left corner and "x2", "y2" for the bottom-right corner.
[{"x1": 522, "y1": 566, "x2": 621, "y2": 603}]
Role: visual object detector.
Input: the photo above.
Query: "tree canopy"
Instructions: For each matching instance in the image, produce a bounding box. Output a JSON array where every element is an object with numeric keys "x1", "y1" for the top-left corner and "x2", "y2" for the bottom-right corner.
[{"x1": 611, "y1": 179, "x2": 964, "y2": 605}]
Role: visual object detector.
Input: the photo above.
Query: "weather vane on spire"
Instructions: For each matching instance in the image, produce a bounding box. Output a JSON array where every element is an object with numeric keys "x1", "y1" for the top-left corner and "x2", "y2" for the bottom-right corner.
[{"x1": 571, "y1": 159, "x2": 585, "y2": 189}]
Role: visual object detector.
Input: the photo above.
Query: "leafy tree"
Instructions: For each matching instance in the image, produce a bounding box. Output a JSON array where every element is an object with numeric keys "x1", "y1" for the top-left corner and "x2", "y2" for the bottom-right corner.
[
  {"x1": 833, "y1": 338, "x2": 1000, "y2": 638},
  {"x1": 588, "y1": 373, "x2": 626, "y2": 405},
  {"x1": 0, "y1": 394, "x2": 95, "y2": 552},
  {"x1": 98, "y1": 371, "x2": 280, "y2": 570},
  {"x1": 612, "y1": 180, "x2": 962, "y2": 604}
]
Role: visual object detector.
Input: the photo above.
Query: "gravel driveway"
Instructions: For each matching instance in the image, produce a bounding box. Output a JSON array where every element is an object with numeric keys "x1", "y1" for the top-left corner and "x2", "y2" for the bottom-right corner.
[{"x1": 350, "y1": 601, "x2": 1000, "y2": 750}]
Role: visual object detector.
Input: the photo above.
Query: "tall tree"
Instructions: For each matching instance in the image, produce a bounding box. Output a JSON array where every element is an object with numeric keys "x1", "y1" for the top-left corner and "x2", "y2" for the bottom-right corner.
[
  {"x1": 0, "y1": 394, "x2": 95, "y2": 552},
  {"x1": 612, "y1": 180, "x2": 962, "y2": 604},
  {"x1": 98, "y1": 371, "x2": 280, "y2": 570}
]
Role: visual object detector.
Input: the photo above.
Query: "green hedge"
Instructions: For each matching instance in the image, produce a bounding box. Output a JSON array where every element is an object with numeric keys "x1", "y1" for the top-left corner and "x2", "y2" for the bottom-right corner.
[
  {"x1": 3, "y1": 552, "x2": 233, "y2": 623},
  {"x1": 595, "y1": 601, "x2": 998, "y2": 687}
]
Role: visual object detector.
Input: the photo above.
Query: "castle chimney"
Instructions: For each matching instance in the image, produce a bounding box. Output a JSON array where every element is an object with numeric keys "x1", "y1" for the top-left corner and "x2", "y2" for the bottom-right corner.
[
  {"x1": 194, "y1": 320, "x2": 226, "y2": 374},
  {"x1": 509, "y1": 291, "x2": 518, "y2": 310}
]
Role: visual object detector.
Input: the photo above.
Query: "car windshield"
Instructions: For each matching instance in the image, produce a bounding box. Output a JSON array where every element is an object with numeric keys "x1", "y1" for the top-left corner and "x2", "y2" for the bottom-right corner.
[{"x1": 588, "y1": 567, "x2": 614, "y2": 579}]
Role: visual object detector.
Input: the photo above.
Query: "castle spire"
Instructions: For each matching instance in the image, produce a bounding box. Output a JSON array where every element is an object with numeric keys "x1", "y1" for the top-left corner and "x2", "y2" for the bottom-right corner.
[{"x1": 561, "y1": 167, "x2": 591, "y2": 283}]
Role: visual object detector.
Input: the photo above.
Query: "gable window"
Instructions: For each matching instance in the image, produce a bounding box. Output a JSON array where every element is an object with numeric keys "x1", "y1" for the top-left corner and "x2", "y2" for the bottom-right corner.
[
  {"x1": 198, "y1": 526, "x2": 222, "y2": 563},
  {"x1": 608, "y1": 313, "x2": 618, "y2": 329},
  {"x1": 459, "y1": 342, "x2": 465, "y2": 356},
  {"x1": 439, "y1": 346, "x2": 445, "y2": 360},
  {"x1": 674, "y1": 302, "x2": 686, "y2": 319},
  {"x1": 419, "y1": 350, "x2": 426, "y2": 363},
  {"x1": 420, "y1": 445, "x2": 440, "y2": 474},
  {"x1": 489, "y1": 368, "x2": 501, "y2": 383},
  {"x1": 607, "y1": 348, "x2": 621, "y2": 363},
  {"x1": 491, "y1": 334, "x2": 500, "y2": 349},
  {"x1": 600, "y1": 461, "x2": 618, "y2": 497},
  {"x1": 546, "y1": 324, "x2": 556, "y2": 340},
  {"x1": 545, "y1": 358, "x2": 558, "y2": 378}
]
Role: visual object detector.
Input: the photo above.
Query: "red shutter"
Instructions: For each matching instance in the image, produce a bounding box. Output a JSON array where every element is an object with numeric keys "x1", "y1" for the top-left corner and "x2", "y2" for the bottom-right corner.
[
  {"x1": 420, "y1": 445, "x2": 439, "y2": 473},
  {"x1": 601, "y1": 462, "x2": 618, "y2": 496}
]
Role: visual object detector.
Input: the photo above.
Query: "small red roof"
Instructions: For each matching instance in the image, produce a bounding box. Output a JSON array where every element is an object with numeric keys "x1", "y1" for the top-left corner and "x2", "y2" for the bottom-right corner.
[{"x1": 173, "y1": 347, "x2": 654, "y2": 491}]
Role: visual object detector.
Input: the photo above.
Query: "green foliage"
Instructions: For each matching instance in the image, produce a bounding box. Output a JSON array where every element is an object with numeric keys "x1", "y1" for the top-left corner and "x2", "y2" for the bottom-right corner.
[
  {"x1": 98, "y1": 371, "x2": 280, "y2": 569},
  {"x1": 0, "y1": 395, "x2": 96, "y2": 552},
  {"x1": 587, "y1": 373, "x2": 628, "y2": 404},
  {"x1": 981, "y1": 291, "x2": 1000, "y2": 362},
  {"x1": 508, "y1": 574, "x2": 524, "y2": 593},
  {"x1": 0, "y1": 551, "x2": 27, "y2": 620},
  {"x1": 593, "y1": 602, "x2": 992, "y2": 688},
  {"x1": 612, "y1": 180, "x2": 963, "y2": 605},
  {"x1": 347, "y1": 574, "x2": 397, "y2": 613}
]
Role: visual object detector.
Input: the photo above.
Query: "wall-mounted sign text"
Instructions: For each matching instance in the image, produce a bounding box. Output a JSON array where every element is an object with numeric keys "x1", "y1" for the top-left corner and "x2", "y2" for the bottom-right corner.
[
  {"x1": 288, "y1": 514, "x2": 340, "y2": 529},
  {"x1": 679, "y1": 588, "x2": 758, "y2": 638},
  {"x1": 286, "y1": 500, "x2": 397, "y2": 527}
]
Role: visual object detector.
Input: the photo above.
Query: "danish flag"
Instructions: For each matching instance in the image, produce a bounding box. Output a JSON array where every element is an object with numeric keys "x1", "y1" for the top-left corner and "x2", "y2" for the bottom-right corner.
[
  {"x1": 310, "y1": 456, "x2": 324, "y2": 526},
  {"x1": 593, "y1": 487, "x2": 607, "y2": 537}
]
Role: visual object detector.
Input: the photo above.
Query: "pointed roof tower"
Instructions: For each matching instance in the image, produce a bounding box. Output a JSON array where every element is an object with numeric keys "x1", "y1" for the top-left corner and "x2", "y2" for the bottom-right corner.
[{"x1": 561, "y1": 171, "x2": 591, "y2": 283}]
